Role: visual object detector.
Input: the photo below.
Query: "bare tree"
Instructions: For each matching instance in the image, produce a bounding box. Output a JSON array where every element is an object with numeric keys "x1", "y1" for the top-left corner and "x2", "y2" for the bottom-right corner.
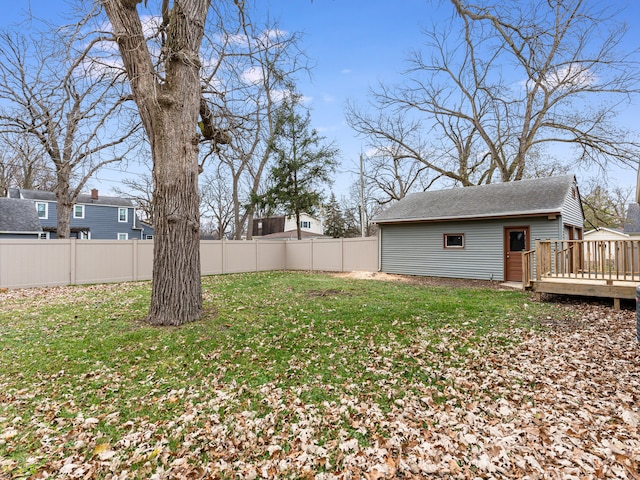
[
  {"x1": 112, "y1": 173, "x2": 154, "y2": 223},
  {"x1": 0, "y1": 13, "x2": 139, "y2": 237},
  {"x1": 0, "y1": 133, "x2": 56, "y2": 196},
  {"x1": 348, "y1": 0, "x2": 640, "y2": 185},
  {"x1": 200, "y1": 167, "x2": 234, "y2": 239},
  {"x1": 199, "y1": 22, "x2": 307, "y2": 239},
  {"x1": 363, "y1": 143, "x2": 439, "y2": 205},
  {"x1": 581, "y1": 178, "x2": 632, "y2": 230},
  {"x1": 341, "y1": 179, "x2": 384, "y2": 238}
]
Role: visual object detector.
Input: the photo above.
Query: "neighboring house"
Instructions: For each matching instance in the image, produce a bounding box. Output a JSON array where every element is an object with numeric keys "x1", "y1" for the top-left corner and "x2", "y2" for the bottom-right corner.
[
  {"x1": 583, "y1": 227, "x2": 629, "y2": 265},
  {"x1": 373, "y1": 175, "x2": 585, "y2": 283},
  {"x1": 259, "y1": 229, "x2": 329, "y2": 240},
  {"x1": 252, "y1": 213, "x2": 323, "y2": 238},
  {"x1": 3, "y1": 188, "x2": 154, "y2": 240}
]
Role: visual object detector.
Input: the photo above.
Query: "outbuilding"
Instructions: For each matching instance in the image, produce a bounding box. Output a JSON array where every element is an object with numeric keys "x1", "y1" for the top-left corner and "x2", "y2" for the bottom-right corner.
[{"x1": 373, "y1": 175, "x2": 584, "y2": 283}]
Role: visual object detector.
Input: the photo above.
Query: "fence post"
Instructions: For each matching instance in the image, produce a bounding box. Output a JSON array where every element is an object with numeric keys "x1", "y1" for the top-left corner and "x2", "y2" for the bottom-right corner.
[
  {"x1": 255, "y1": 239, "x2": 259, "y2": 272},
  {"x1": 69, "y1": 239, "x2": 76, "y2": 285},
  {"x1": 132, "y1": 239, "x2": 138, "y2": 281},
  {"x1": 221, "y1": 238, "x2": 226, "y2": 274}
]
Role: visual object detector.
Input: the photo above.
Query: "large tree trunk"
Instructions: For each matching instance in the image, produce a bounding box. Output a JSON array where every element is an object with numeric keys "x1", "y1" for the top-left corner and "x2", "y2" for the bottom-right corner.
[
  {"x1": 55, "y1": 168, "x2": 72, "y2": 239},
  {"x1": 148, "y1": 102, "x2": 202, "y2": 325},
  {"x1": 103, "y1": 0, "x2": 209, "y2": 325}
]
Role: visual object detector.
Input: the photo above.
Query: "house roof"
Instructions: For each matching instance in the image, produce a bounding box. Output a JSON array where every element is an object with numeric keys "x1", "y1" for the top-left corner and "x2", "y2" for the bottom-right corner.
[
  {"x1": 624, "y1": 203, "x2": 640, "y2": 234},
  {"x1": 373, "y1": 175, "x2": 578, "y2": 224},
  {"x1": 584, "y1": 227, "x2": 628, "y2": 237},
  {"x1": 258, "y1": 229, "x2": 329, "y2": 240},
  {"x1": 7, "y1": 188, "x2": 133, "y2": 207},
  {"x1": 0, "y1": 198, "x2": 43, "y2": 233}
]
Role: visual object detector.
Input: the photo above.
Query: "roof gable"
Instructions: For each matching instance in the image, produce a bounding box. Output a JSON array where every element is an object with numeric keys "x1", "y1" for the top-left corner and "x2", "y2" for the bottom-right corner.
[
  {"x1": 374, "y1": 175, "x2": 578, "y2": 224},
  {"x1": 0, "y1": 198, "x2": 42, "y2": 232}
]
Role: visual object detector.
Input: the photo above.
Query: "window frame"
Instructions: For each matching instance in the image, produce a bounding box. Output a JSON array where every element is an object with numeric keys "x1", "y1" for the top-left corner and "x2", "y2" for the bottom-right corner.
[
  {"x1": 443, "y1": 233, "x2": 465, "y2": 249},
  {"x1": 36, "y1": 202, "x2": 48, "y2": 219},
  {"x1": 73, "y1": 204, "x2": 85, "y2": 219},
  {"x1": 117, "y1": 233, "x2": 128, "y2": 240},
  {"x1": 300, "y1": 220, "x2": 311, "y2": 229},
  {"x1": 118, "y1": 207, "x2": 128, "y2": 223}
]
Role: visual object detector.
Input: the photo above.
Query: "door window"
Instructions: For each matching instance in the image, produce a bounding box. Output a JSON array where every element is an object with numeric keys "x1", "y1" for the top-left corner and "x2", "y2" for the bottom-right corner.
[{"x1": 509, "y1": 231, "x2": 526, "y2": 251}]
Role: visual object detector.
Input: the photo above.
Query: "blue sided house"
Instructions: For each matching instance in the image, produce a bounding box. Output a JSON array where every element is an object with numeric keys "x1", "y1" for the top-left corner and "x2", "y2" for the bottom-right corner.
[{"x1": 1, "y1": 188, "x2": 154, "y2": 240}]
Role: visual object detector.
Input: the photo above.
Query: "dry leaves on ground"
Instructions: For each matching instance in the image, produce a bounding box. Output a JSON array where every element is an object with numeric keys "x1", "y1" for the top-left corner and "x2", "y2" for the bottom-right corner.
[{"x1": 0, "y1": 285, "x2": 639, "y2": 479}]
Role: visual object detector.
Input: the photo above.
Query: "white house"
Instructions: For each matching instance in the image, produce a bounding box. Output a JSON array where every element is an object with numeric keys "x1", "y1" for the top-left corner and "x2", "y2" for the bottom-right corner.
[
  {"x1": 283, "y1": 213, "x2": 323, "y2": 235},
  {"x1": 583, "y1": 227, "x2": 629, "y2": 265}
]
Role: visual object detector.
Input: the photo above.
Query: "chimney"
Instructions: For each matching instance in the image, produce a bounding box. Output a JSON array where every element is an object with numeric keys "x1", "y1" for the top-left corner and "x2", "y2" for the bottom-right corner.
[{"x1": 91, "y1": 189, "x2": 98, "y2": 200}]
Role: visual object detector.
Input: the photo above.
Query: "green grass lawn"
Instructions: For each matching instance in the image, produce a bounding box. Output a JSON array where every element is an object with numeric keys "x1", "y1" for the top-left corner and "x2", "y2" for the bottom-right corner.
[{"x1": 0, "y1": 271, "x2": 564, "y2": 478}]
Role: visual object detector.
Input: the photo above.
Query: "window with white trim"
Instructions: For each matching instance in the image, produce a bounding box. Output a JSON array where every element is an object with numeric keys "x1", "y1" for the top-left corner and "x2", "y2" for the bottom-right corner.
[
  {"x1": 117, "y1": 233, "x2": 128, "y2": 240},
  {"x1": 73, "y1": 204, "x2": 85, "y2": 219},
  {"x1": 444, "y1": 233, "x2": 464, "y2": 249},
  {"x1": 38, "y1": 232, "x2": 49, "y2": 240},
  {"x1": 118, "y1": 207, "x2": 128, "y2": 223},
  {"x1": 36, "y1": 202, "x2": 48, "y2": 219}
]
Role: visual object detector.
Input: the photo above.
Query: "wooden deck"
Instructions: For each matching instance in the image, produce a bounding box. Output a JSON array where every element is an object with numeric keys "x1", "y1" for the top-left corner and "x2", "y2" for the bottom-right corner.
[{"x1": 523, "y1": 240, "x2": 640, "y2": 309}]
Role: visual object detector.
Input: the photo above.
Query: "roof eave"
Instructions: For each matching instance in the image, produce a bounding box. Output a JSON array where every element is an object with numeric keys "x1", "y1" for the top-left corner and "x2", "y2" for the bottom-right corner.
[{"x1": 374, "y1": 210, "x2": 563, "y2": 224}]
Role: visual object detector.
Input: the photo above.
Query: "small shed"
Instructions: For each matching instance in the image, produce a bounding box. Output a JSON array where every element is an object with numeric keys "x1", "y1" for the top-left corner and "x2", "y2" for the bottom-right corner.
[{"x1": 373, "y1": 175, "x2": 584, "y2": 283}]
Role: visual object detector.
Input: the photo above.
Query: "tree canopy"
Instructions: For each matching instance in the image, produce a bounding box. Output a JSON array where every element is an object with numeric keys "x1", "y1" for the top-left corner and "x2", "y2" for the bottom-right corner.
[{"x1": 347, "y1": 0, "x2": 640, "y2": 188}]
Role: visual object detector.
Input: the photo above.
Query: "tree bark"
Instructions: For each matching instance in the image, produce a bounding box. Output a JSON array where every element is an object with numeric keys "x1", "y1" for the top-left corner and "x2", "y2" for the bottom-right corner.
[
  {"x1": 103, "y1": 0, "x2": 208, "y2": 325},
  {"x1": 148, "y1": 108, "x2": 202, "y2": 325},
  {"x1": 55, "y1": 167, "x2": 72, "y2": 239}
]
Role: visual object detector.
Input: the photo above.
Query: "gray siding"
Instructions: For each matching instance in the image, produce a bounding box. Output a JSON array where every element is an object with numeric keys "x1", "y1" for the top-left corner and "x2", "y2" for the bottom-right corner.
[
  {"x1": 560, "y1": 184, "x2": 585, "y2": 231},
  {"x1": 37, "y1": 202, "x2": 152, "y2": 239},
  {"x1": 380, "y1": 216, "x2": 560, "y2": 281},
  {"x1": 81, "y1": 204, "x2": 138, "y2": 239}
]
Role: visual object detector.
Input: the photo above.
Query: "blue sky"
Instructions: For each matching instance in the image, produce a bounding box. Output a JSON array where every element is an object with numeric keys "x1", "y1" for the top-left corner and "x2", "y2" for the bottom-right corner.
[{"x1": 2, "y1": 0, "x2": 639, "y2": 198}]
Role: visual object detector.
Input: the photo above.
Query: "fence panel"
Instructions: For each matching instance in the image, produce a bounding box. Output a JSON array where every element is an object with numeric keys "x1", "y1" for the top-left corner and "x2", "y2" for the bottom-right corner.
[
  {"x1": 256, "y1": 241, "x2": 286, "y2": 272},
  {"x1": 310, "y1": 239, "x2": 343, "y2": 272},
  {"x1": 75, "y1": 240, "x2": 135, "y2": 285},
  {"x1": 343, "y1": 237, "x2": 378, "y2": 272},
  {"x1": 285, "y1": 240, "x2": 313, "y2": 271},
  {"x1": 0, "y1": 237, "x2": 378, "y2": 289},
  {"x1": 223, "y1": 241, "x2": 260, "y2": 273},
  {"x1": 200, "y1": 241, "x2": 223, "y2": 275},
  {"x1": 0, "y1": 240, "x2": 71, "y2": 288}
]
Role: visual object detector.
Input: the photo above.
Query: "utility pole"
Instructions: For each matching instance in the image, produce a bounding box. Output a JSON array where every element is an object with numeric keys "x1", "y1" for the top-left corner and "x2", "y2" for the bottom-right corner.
[{"x1": 360, "y1": 153, "x2": 365, "y2": 237}]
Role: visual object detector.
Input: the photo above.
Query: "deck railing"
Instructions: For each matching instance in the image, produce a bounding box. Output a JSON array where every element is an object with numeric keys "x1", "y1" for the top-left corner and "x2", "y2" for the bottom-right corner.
[{"x1": 523, "y1": 239, "x2": 640, "y2": 288}]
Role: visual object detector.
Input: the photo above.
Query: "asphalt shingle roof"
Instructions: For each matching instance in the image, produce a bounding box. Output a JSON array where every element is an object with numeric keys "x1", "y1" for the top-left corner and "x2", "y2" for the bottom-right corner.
[
  {"x1": 0, "y1": 198, "x2": 42, "y2": 232},
  {"x1": 374, "y1": 175, "x2": 577, "y2": 223},
  {"x1": 7, "y1": 188, "x2": 133, "y2": 207}
]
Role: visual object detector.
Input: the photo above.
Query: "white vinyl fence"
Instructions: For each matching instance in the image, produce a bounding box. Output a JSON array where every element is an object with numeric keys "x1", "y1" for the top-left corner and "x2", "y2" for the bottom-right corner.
[{"x1": 0, "y1": 237, "x2": 378, "y2": 289}]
